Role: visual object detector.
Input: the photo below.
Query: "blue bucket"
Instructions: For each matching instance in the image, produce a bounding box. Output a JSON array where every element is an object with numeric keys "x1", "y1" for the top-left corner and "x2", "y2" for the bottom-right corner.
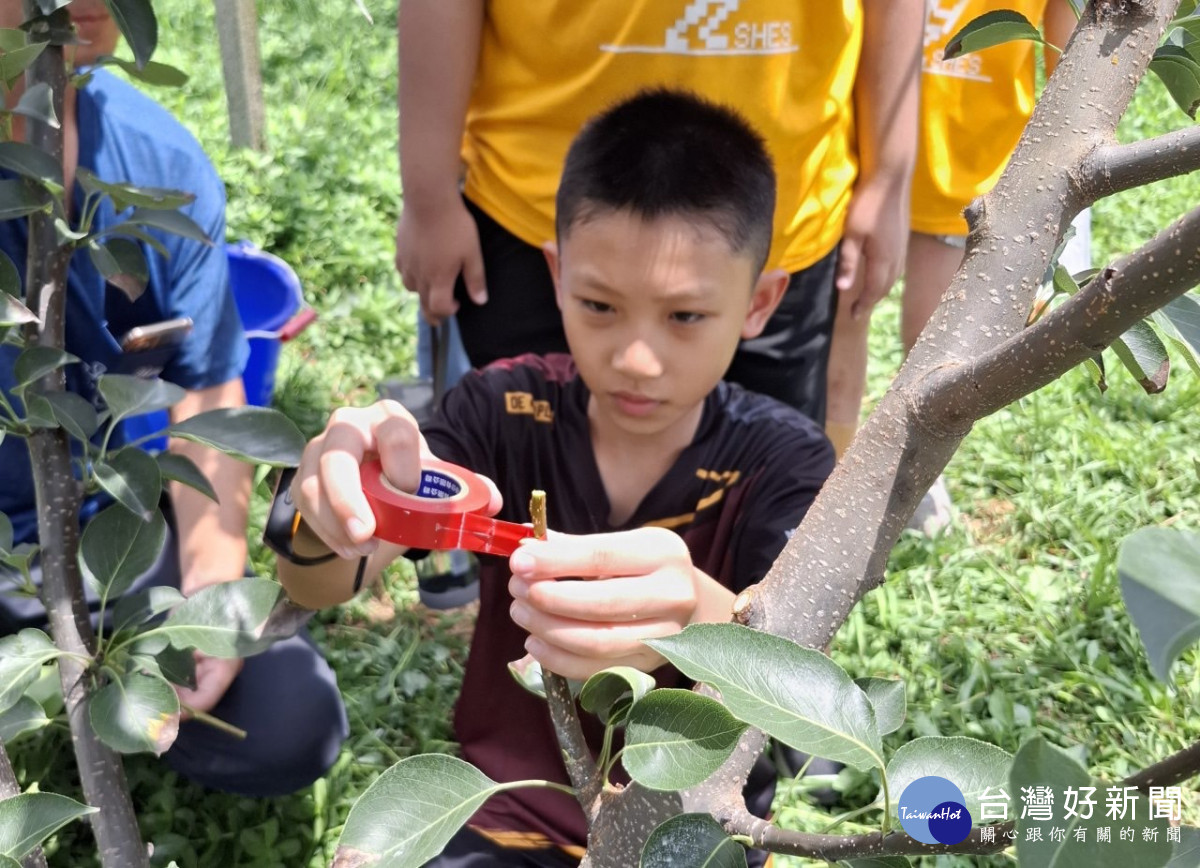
[{"x1": 227, "y1": 240, "x2": 306, "y2": 408}]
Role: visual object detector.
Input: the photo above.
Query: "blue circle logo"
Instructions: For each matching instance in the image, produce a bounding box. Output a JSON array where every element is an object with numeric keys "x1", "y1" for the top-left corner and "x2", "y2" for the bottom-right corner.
[{"x1": 897, "y1": 776, "x2": 973, "y2": 844}]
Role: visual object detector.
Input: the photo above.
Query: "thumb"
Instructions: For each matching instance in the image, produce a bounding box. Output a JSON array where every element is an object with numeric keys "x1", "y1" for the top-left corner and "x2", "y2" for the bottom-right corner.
[{"x1": 836, "y1": 234, "x2": 862, "y2": 293}]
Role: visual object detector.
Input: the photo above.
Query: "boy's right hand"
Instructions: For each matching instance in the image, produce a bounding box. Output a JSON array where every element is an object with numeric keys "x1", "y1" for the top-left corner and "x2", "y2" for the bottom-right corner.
[
  {"x1": 290, "y1": 401, "x2": 431, "y2": 560},
  {"x1": 395, "y1": 196, "x2": 488, "y2": 325}
]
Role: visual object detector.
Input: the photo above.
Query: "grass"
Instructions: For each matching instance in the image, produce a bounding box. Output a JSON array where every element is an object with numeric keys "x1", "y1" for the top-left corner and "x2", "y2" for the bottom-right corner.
[{"x1": 8, "y1": 2, "x2": 1200, "y2": 865}]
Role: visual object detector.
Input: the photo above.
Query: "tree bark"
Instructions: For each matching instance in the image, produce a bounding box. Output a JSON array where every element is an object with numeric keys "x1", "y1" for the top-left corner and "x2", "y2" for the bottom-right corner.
[
  {"x1": 580, "y1": 0, "x2": 1193, "y2": 862},
  {"x1": 20, "y1": 8, "x2": 147, "y2": 866}
]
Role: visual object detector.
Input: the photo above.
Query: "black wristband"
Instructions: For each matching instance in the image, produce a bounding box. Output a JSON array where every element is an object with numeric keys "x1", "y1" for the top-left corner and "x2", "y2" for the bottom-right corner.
[{"x1": 263, "y1": 467, "x2": 338, "y2": 567}]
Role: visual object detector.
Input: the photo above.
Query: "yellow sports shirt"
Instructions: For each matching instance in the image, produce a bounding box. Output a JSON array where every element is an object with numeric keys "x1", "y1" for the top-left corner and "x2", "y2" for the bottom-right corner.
[
  {"x1": 462, "y1": 0, "x2": 862, "y2": 273},
  {"x1": 910, "y1": 0, "x2": 1047, "y2": 235}
]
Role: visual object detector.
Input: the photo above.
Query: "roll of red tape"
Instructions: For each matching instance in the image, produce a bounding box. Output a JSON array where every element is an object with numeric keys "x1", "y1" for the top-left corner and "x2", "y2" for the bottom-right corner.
[{"x1": 361, "y1": 458, "x2": 535, "y2": 556}]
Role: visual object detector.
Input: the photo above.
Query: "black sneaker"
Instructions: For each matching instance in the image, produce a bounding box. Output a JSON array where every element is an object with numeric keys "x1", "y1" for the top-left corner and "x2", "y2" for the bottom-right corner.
[{"x1": 415, "y1": 550, "x2": 480, "y2": 609}]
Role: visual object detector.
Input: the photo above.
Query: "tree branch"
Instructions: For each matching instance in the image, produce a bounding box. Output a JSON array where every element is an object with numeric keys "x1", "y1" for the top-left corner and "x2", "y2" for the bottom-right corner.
[
  {"x1": 928, "y1": 202, "x2": 1200, "y2": 424},
  {"x1": 724, "y1": 736, "x2": 1200, "y2": 860},
  {"x1": 1081, "y1": 126, "x2": 1200, "y2": 202}
]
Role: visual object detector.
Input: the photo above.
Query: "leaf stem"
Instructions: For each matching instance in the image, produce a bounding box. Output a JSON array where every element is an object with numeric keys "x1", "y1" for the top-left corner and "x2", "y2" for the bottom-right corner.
[
  {"x1": 880, "y1": 770, "x2": 892, "y2": 836},
  {"x1": 597, "y1": 722, "x2": 615, "y2": 778},
  {"x1": 181, "y1": 704, "x2": 246, "y2": 740},
  {"x1": 819, "y1": 802, "x2": 879, "y2": 835}
]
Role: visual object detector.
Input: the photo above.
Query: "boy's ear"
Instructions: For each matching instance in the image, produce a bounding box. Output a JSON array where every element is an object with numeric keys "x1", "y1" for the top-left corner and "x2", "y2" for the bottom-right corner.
[
  {"x1": 542, "y1": 242, "x2": 564, "y2": 310},
  {"x1": 742, "y1": 268, "x2": 789, "y2": 339}
]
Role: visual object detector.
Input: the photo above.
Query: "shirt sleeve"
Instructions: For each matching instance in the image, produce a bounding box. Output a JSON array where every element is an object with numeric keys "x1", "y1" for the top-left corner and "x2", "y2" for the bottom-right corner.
[
  {"x1": 730, "y1": 432, "x2": 836, "y2": 591},
  {"x1": 158, "y1": 158, "x2": 248, "y2": 392}
]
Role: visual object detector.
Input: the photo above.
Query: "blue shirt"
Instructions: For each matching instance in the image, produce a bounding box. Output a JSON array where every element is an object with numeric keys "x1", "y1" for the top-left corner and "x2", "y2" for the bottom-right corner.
[{"x1": 0, "y1": 70, "x2": 248, "y2": 545}]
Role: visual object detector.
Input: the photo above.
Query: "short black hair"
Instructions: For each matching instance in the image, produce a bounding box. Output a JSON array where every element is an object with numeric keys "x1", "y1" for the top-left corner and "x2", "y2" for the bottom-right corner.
[{"x1": 555, "y1": 88, "x2": 776, "y2": 273}]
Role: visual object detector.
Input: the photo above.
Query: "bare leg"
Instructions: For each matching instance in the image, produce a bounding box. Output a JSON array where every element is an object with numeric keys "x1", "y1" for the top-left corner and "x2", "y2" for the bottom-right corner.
[
  {"x1": 824, "y1": 303, "x2": 872, "y2": 459},
  {"x1": 901, "y1": 232, "x2": 965, "y2": 353}
]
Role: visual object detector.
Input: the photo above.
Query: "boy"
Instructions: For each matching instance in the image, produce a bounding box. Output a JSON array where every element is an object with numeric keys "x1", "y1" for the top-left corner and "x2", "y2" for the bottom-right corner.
[{"x1": 281, "y1": 90, "x2": 835, "y2": 866}]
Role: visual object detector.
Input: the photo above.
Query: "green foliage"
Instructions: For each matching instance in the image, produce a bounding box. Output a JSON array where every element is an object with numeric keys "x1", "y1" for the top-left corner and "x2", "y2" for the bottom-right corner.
[
  {"x1": 334, "y1": 754, "x2": 503, "y2": 868},
  {"x1": 0, "y1": 696, "x2": 50, "y2": 743},
  {"x1": 0, "y1": 792, "x2": 95, "y2": 860},
  {"x1": 79, "y1": 504, "x2": 167, "y2": 601},
  {"x1": 0, "y1": 630, "x2": 63, "y2": 714},
  {"x1": 154, "y1": 452, "x2": 217, "y2": 502},
  {"x1": 854, "y1": 678, "x2": 906, "y2": 736},
  {"x1": 647, "y1": 623, "x2": 884, "y2": 773},
  {"x1": 943, "y1": 10, "x2": 1045, "y2": 62},
  {"x1": 623, "y1": 689, "x2": 747, "y2": 791},
  {"x1": 93, "y1": 448, "x2": 162, "y2": 520},
  {"x1": 167, "y1": 406, "x2": 306, "y2": 466},
  {"x1": 1118, "y1": 527, "x2": 1200, "y2": 680},
  {"x1": 1150, "y1": 45, "x2": 1200, "y2": 119},
  {"x1": 640, "y1": 814, "x2": 747, "y2": 868},
  {"x1": 88, "y1": 669, "x2": 180, "y2": 756},
  {"x1": 1010, "y1": 737, "x2": 1172, "y2": 868},
  {"x1": 882, "y1": 736, "x2": 1012, "y2": 824},
  {"x1": 103, "y1": 0, "x2": 158, "y2": 70},
  {"x1": 578, "y1": 665, "x2": 656, "y2": 726},
  {"x1": 157, "y1": 576, "x2": 284, "y2": 658},
  {"x1": 98, "y1": 374, "x2": 185, "y2": 425}
]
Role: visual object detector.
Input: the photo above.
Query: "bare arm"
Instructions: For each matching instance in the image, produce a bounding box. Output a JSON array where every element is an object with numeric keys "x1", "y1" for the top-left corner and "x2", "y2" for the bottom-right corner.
[
  {"x1": 1043, "y1": 0, "x2": 1077, "y2": 78},
  {"x1": 395, "y1": 0, "x2": 488, "y2": 321},
  {"x1": 835, "y1": 0, "x2": 923, "y2": 317},
  {"x1": 168, "y1": 378, "x2": 251, "y2": 595}
]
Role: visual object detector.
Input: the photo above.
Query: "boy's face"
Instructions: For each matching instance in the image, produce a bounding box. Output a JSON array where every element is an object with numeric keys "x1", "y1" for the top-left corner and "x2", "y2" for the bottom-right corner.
[
  {"x1": 547, "y1": 209, "x2": 785, "y2": 442},
  {"x1": 0, "y1": 2, "x2": 119, "y2": 66}
]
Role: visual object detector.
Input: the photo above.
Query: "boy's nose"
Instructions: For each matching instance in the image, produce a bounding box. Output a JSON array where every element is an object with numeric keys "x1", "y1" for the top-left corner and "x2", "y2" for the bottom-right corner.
[{"x1": 612, "y1": 338, "x2": 664, "y2": 379}]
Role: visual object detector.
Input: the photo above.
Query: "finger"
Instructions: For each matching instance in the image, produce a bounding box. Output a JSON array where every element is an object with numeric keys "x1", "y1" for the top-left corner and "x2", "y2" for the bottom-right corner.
[
  {"x1": 523, "y1": 634, "x2": 666, "y2": 681},
  {"x1": 426, "y1": 278, "x2": 460, "y2": 322},
  {"x1": 373, "y1": 403, "x2": 427, "y2": 495},
  {"x1": 316, "y1": 422, "x2": 379, "y2": 551},
  {"x1": 293, "y1": 432, "x2": 361, "y2": 559},
  {"x1": 836, "y1": 234, "x2": 862, "y2": 292},
  {"x1": 510, "y1": 572, "x2": 693, "y2": 623},
  {"x1": 461, "y1": 242, "x2": 489, "y2": 306},
  {"x1": 508, "y1": 528, "x2": 688, "y2": 580},
  {"x1": 510, "y1": 599, "x2": 682, "y2": 660}
]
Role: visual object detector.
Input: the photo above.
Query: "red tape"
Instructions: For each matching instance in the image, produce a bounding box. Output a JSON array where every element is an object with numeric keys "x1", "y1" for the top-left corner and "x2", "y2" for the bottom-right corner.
[{"x1": 361, "y1": 458, "x2": 534, "y2": 557}]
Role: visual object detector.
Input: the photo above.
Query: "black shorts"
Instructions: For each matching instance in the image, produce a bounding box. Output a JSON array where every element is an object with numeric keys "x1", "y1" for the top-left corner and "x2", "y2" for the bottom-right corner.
[{"x1": 451, "y1": 197, "x2": 838, "y2": 426}]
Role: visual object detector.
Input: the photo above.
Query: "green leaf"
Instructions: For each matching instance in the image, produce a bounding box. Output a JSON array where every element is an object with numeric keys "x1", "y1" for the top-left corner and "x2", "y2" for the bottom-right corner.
[
  {"x1": 97, "y1": 373, "x2": 184, "y2": 424},
  {"x1": 1152, "y1": 293, "x2": 1200, "y2": 376},
  {"x1": 79, "y1": 504, "x2": 167, "y2": 600},
  {"x1": 882, "y1": 736, "x2": 1013, "y2": 824},
  {"x1": 0, "y1": 855, "x2": 20, "y2": 867},
  {"x1": 76, "y1": 168, "x2": 195, "y2": 212},
  {"x1": 126, "y1": 207, "x2": 210, "y2": 245},
  {"x1": 94, "y1": 447, "x2": 162, "y2": 520},
  {"x1": 0, "y1": 142, "x2": 63, "y2": 190},
  {"x1": 110, "y1": 225, "x2": 170, "y2": 259},
  {"x1": 12, "y1": 82, "x2": 58, "y2": 129},
  {"x1": 159, "y1": 576, "x2": 284, "y2": 657},
  {"x1": 89, "y1": 669, "x2": 179, "y2": 755},
  {"x1": 0, "y1": 178, "x2": 52, "y2": 221},
  {"x1": 839, "y1": 859, "x2": 912, "y2": 868},
  {"x1": 0, "y1": 512, "x2": 11, "y2": 554},
  {"x1": 335, "y1": 754, "x2": 503, "y2": 867},
  {"x1": 0, "y1": 294, "x2": 36, "y2": 326},
  {"x1": 0, "y1": 41, "x2": 47, "y2": 90},
  {"x1": 0, "y1": 30, "x2": 26, "y2": 52},
  {"x1": 1150, "y1": 45, "x2": 1200, "y2": 119},
  {"x1": 111, "y1": 584, "x2": 185, "y2": 634},
  {"x1": 102, "y1": 0, "x2": 157, "y2": 69},
  {"x1": 579, "y1": 666, "x2": 657, "y2": 726},
  {"x1": 1082, "y1": 354, "x2": 1108, "y2": 393},
  {"x1": 1118, "y1": 527, "x2": 1200, "y2": 681},
  {"x1": 0, "y1": 695, "x2": 50, "y2": 743},
  {"x1": 943, "y1": 10, "x2": 1045, "y2": 61},
  {"x1": 640, "y1": 813, "x2": 747, "y2": 868},
  {"x1": 646, "y1": 623, "x2": 883, "y2": 772},
  {"x1": 96, "y1": 55, "x2": 188, "y2": 87},
  {"x1": 1110, "y1": 319, "x2": 1170, "y2": 393},
  {"x1": 854, "y1": 678, "x2": 906, "y2": 736},
  {"x1": 88, "y1": 237, "x2": 148, "y2": 301},
  {"x1": 505, "y1": 656, "x2": 583, "y2": 700},
  {"x1": 152, "y1": 643, "x2": 196, "y2": 689},
  {"x1": 156, "y1": 452, "x2": 217, "y2": 502},
  {"x1": 1011, "y1": 737, "x2": 1172, "y2": 868},
  {"x1": 1168, "y1": 827, "x2": 1200, "y2": 868},
  {"x1": 168, "y1": 406, "x2": 306, "y2": 467},
  {"x1": 42, "y1": 391, "x2": 100, "y2": 442},
  {"x1": 0, "y1": 629, "x2": 61, "y2": 715},
  {"x1": 13, "y1": 346, "x2": 76, "y2": 390},
  {"x1": 22, "y1": 394, "x2": 56, "y2": 429},
  {"x1": 623, "y1": 689, "x2": 747, "y2": 790},
  {"x1": 0, "y1": 792, "x2": 96, "y2": 860}
]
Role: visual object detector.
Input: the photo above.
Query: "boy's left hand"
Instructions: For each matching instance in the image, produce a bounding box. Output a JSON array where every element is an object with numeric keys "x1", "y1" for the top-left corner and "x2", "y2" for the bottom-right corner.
[{"x1": 507, "y1": 528, "x2": 733, "y2": 680}]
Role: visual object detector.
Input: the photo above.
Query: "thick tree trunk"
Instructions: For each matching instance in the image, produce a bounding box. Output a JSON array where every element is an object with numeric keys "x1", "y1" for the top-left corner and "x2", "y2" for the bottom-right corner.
[{"x1": 20, "y1": 9, "x2": 148, "y2": 866}]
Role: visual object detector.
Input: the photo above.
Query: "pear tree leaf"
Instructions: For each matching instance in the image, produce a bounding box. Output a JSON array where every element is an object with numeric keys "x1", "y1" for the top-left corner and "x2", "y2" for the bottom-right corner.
[
  {"x1": 623, "y1": 689, "x2": 747, "y2": 790},
  {"x1": 1151, "y1": 293, "x2": 1200, "y2": 376},
  {"x1": 42, "y1": 391, "x2": 99, "y2": 442},
  {"x1": 646, "y1": 623, "x2": 883, "y2": 773},
  {"x1": 93, "y1": 446, "x2": 162, "y2": 521},
  {"x1": 79, "y1": 504, "x2": 166, "y2": 600},
  {"x1": 101, "y1": 0, "x2": 157, "y2": 69},
  {"x1": 0, "y1": 629, "x2": 61, "y2": 714},
  {"x1": 13, "y1": 346, "x2": 77, "y2": 390},
  {"x1": 95, "y1": 55, "x2": 188, "y2": 87},
  {"x1": 1150, "y1": 45, "x2": 1200, "y2": 118},
  {"x1": 0, "y1": 792, "x2": 96, "y2": 860},
  {"x1": 87, "y1": 237, "x2": 148, "y2": 302},
  {"x1": 0, "y1": 695, "x2": 50, "y2": 743},
  {"x1": 944, "y1": 10, "x2": 1045, "y2": 61},
  {"x1": 0, "y1": 41, "x2": 47, "y2": 90},
  {"x1": 125, "y1": 207, "x2": 210, "y2": 245},
  {"x1": 88, "y1": 669, "x2": 179, "y2": 755},
  {"x1": 0, "y1": 142, "x2": 62, "y2": 190},
  {"x1": 167, "y1": 406, "x2": 306, "y2": 467},
  {"x1": 97, "y1": 373, "x2": 184, "y2": 424},
  {"x1": 854, "y1": 677, "x2": 906, "y2": 736},
  {"x1": 111, "y1": 585, "x2": 185, "y2": 635},
  {"x1": 76, "y1": 168, "x2": 194, "y2": 211},
  {"x1": 1118, "y1": 527, "x2": 1200, "y2": 681},
  {"x1": 579, "y1": 666, "x2": 657, "y2": 726},
  {"x1": 12, "y1": 82, "x2": 57, "y2": 129},
  {"x1": 1110, "y1": 319, "x2": 1170, "y2": 393},
  {"x1": 155, "y1": 452, "x2": 217, "y2": 502},
  {"x1": 157, "y1": 577, "x2": 284, "y2": 658},
  {"x1": 640, "y1": 813, "x2": 747, "y2": 868},
  {"x1": 334, "y1": 755, "x2": 504, "y2": 867},
  {"x1": 881, "y1": 736, "x2": 1013, "y2": 824}
]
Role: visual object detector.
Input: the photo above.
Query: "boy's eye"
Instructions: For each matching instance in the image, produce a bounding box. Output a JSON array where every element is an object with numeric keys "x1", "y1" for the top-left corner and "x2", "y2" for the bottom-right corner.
[
  {"x1": 670, "y1": 311, "x2": 706, "y2": 324},
  {"x1": 580, "y1": 299, "x2": 614, "y2": 314}
]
